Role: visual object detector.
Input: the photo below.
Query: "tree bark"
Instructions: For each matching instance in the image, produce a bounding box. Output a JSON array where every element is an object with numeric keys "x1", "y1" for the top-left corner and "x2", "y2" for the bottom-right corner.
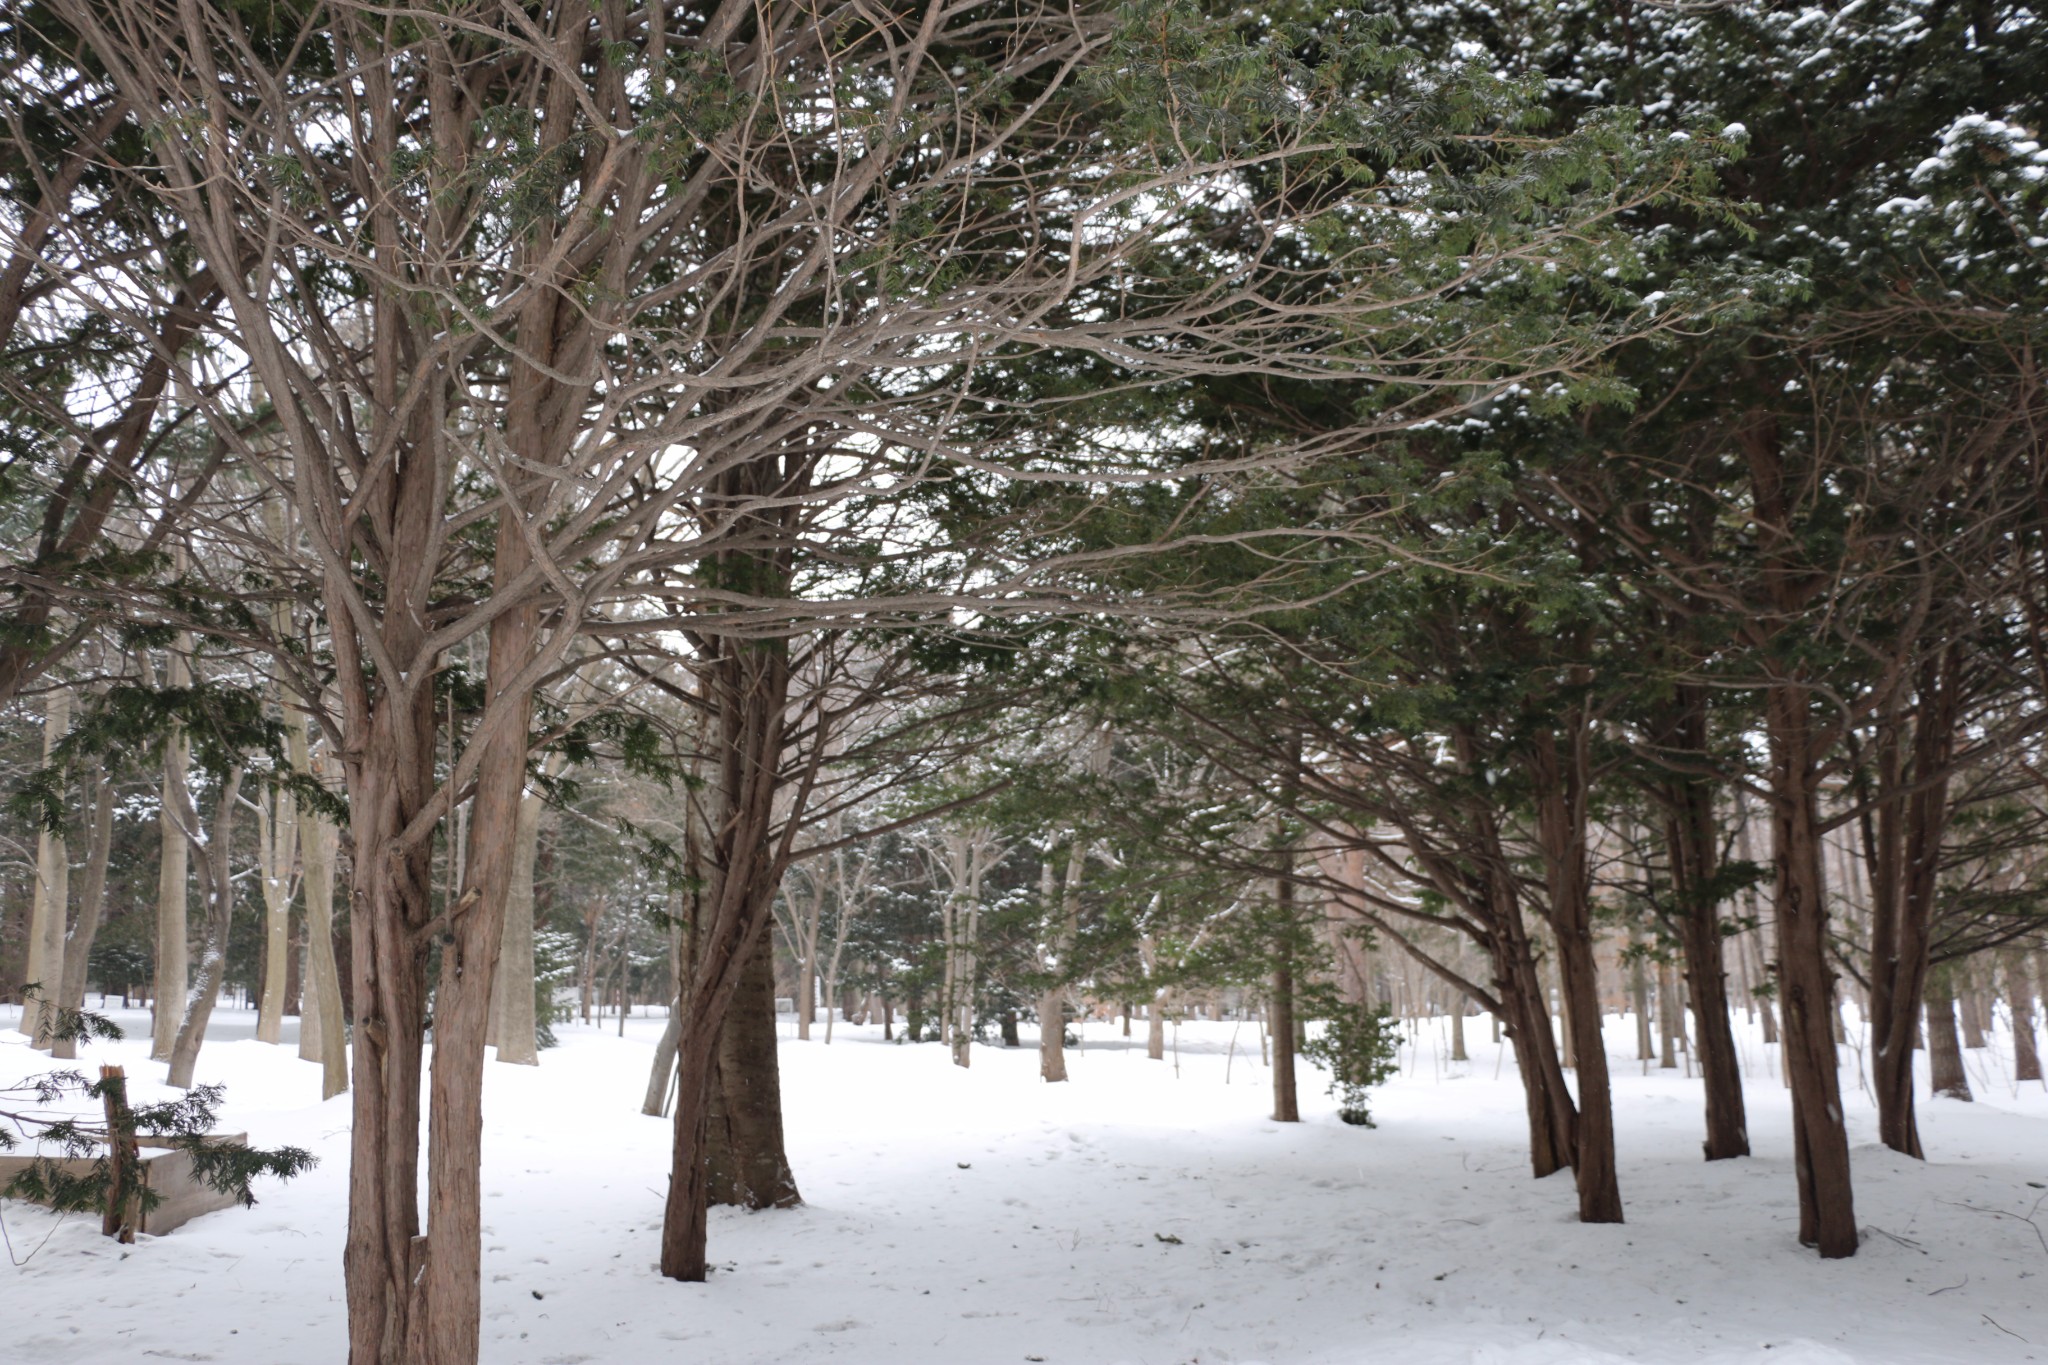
[
  {"x1": 340, "y1": 666, "x2": 442, "y2": 1365},
  {"x1": 1865, "y1": 650, "x2": 1957, "y2": 1159},
  {"x1": 706, "y1": 929, "x2": 800, "y2": 1209},
  {"x1": 1630, "y1": 931, "x2": 1653, "y2": 1063},
  {"x1": 2005, "y1": 948, "x2": 2041, "y2": 1085},
  {"x1": 1763, "y1": 686, "x2": 1858, "y2": 1257},
  {"x1": 1271, "y1": 839, "x2": 1301, "y2": 1124},
  {"x1": 491, "y1": 792, "x2": 545, "y2": 1066},
  {"x1": 166, "y1": 765, "x2": 246, "y2": 1089},
  {"x1": 51, "y1": 757, "x2": 115, "y2": 1061},
  {"x1": 255, "y1": 783, "x2": 300, "y2": 1045},
  {"x1": 1924, "y1": 968, "x2": 1972, "y2": 1101},
  {"x1": 25, "y1": 688, "x2": 71, "y2": 1048},
  {"x1": 1958, "y1": 966, "x2": 1987, "y2": 1050},
  {"x1": 1532, "y1": 724, "x2": 1623, "y2": 1223},
  {"x1": 1662, "y1": 739, "x2": 1749, "y2": 1158},
  {"x1": 1041, "y1": 845, "x2": 1083, "y2": 1082},
  {"x1": 151, "y1": 648, "x2": 189, "y2": 1061},
  {"x1": 662, "y1": 616, "x2": 793, "y2": 1282},
  {"x1": 291, "y1": 721, "x2": 349, "y2": 1099}
]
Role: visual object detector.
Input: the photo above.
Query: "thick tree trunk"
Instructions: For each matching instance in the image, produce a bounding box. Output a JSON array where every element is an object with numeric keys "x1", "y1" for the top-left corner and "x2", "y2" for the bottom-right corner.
[
  {"x1": 662, "y1": 618, "x2": 793, "y2": 1283},
  {"x1": 166, "y1": 767, "x2": 247, "y2": 1089},
  {"x1": 341, "y1": 674, "x2": 441, "y2": 1365},
  {"x1": 25, "y1": 689, "x2": 71, "y2": 1048},
  {"x1": 414, "y1": 571, "x2": 543, "y2": 1365},
  {"x1": 706, "y1": 930, "x2": 800, "y2": 1209},
  {"x1": 1449, "y1": 1000, "x2": 1467, "y2": 1061},
  {"x1": 1657, "y1": 961, "x2": 1679, "y2": 1069},
  {"x1": 1764, "y1": 688, "x2": 1858, "y2": 1258},
  {"x1": 1924, "y1": 970, "x2": 1972, "y2": 1101},
  {"x1": 1146, "y1": 990, "x2": 1167, "y2": 1060},
  {"x1": 51, "y1": 760, "x2": 115, "y2": 1061},
  {"x1": 151, "y1": 650, "x2": 189, "y2": 1061},
  {"x1": 2005, "y1": 949, "x2": 2041, "y2": 1084}
]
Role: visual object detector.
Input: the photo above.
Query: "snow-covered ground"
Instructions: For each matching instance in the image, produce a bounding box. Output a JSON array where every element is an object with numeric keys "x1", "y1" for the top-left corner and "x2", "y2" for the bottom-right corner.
[{"x1": 2, "y1": 1002, "x2": 2044, "y2": 1365}]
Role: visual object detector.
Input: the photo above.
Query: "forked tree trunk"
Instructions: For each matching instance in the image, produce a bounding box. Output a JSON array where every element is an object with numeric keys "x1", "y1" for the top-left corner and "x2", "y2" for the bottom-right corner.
[
  {"x1": 1865, "y1": 651, "x2": 1957, "y2": 1159},
  {"x1": 166, "y1": 766, "x2": 247, "y2": 1089},
  {"x1": 1486, "y1": 883, "x2": 1575, "y2": 1180},
  {"x1": 2005, "y1": 949, "x2": 2041, "y2": 1084},
  {"x1": 339, "y1": 641, "x2": 443, "y2": 1365},
  {"x1": 415, "y1": 572, "x2": 544, "y2": 1365},
  {"x1": 1662, "y1": 741, "x2": 1749, "y2": 1159},
  {"x1": 1532, "y1": 725, "x2": 1623, "y2": 1224},
  {"x1": 662, "y1": 621, "x2": 793, "y2": 1283},
  {"x1": 706, "y1": 930, "x2": 800, "y2": 1209},
  {"x1": 51, "y1": 761, "x2": 115, "y2": 1061},
  {"x1": 152, "y1": 648, "x2": 189, "y2": 1062},
  {"x1": 1763, "y1": 687, "x2": 1858, "y2": 1258},
  {"x1": 1924, "y1": 970, "x2": 1972, "y2": 1101}
]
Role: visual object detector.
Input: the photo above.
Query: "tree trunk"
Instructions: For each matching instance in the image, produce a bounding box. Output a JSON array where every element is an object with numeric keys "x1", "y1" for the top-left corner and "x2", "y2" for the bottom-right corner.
[
  {"x1": 1270, "y1": 960, "x2": 1299, "y2": 1121},
  {"x1": 1488, "y1": 888, "x2": 1575, "y2": 1180},
  {"x1": 1533, "y1": 725, "x2": 1623, "y2": 1224},
  {"x1": 1958, "y1": 966, "x2": 1987, "y2": 1050},
  {"x1": 51, "y1": 757, "x2": 114, "y2": 1061},
  {"x1": 706, "y1": 930, "x2": 800, "y2": 1209},
  {"x1": 1147, "y1": 990, "x2": 1167, "y2": 1060},
  {"x1": 166, "y1": 766, "x2": 247, "y2": 1089},
  {"x1": 1663, "y1": 750, "x2": 1750, "y2": 1159},
  {"x1": 2005, "y1": 949, "x2": 2041, "y2": 1085},
  {"x1": 25, "y1": 689, "x2": 71, "y2": 1048},
  {"x1": 255, "y1": 784, "x2": 300, "y2": 1045},
  {"x1": 491, "y1": 792, "x2": 545, "y2": 1066},
  {"x1": 1041, "y1": 847, "x2": 1083, "y2": 1082},
  {"x1": 340, "y1": 677, "x2": 441, "y2": 1365},
  {"x1": 291, "y1": 721, "x2": 349, "y2": 1100},
  {"x1": 1650, "y1": 960, "x2": 1676, "y2": 1068},
  {"x1": 1763, "y1": 685, "x2": 1858, "y2": 1258},
  {"x1": 1630, "y1": 932, "x2": 1653, "y2": 1063},
  {"x1": 1924, "y1": 969, "x2": 1972, "y2": 1101},
  {"x1": 152, "y1": 650, "x2": 190, "y2": 1062},
  {"x1": 644, "y1": 1005, "x2": 683, "y2": 1117},
  {"x1": 1865, "y1": 651, "x2": 1957, "y2": 1159},
  {"x1": 662, "y1": 614, "x2": 793, "y2": 1283}
]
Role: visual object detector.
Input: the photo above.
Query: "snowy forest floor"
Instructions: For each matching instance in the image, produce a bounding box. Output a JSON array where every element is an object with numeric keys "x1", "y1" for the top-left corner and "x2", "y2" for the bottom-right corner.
[{"x1": 2, "y1": 1004, "x2": 2045, "y2": 1365}]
